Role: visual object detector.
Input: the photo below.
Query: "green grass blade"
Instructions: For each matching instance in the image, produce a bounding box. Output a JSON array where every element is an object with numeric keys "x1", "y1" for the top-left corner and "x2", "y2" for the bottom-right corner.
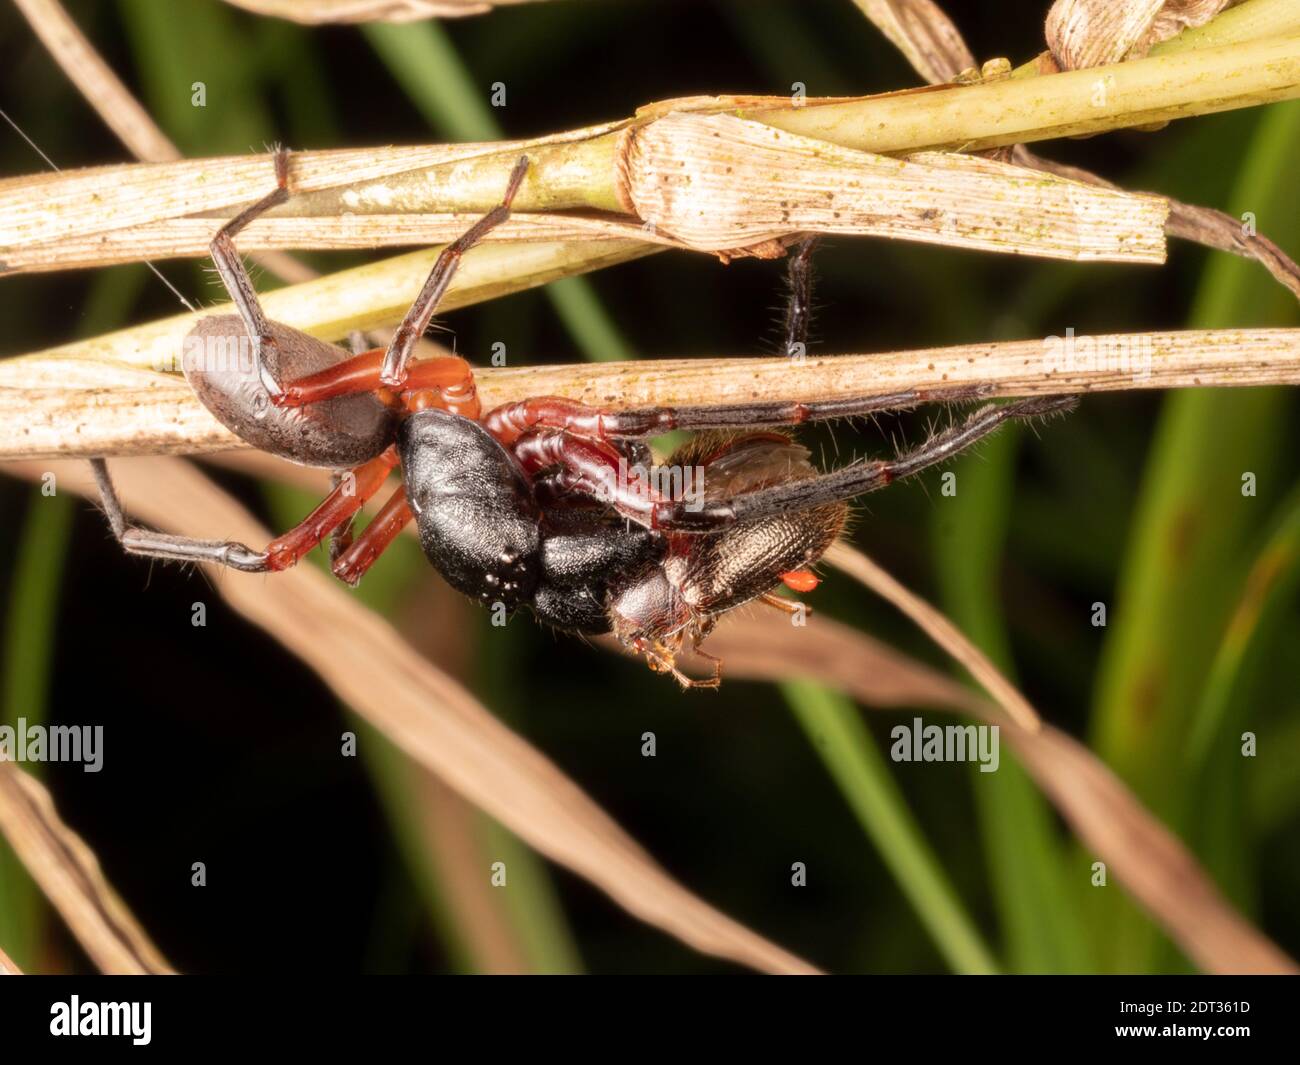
[
  {"x1": 479, "y1": 817, "x2": 584, "y2": 973},
  {"x1": 933, "y1": 426, "x2": 1091, "y2": 972},
  {"x1": 1249, "y1": 716, "x2": 1300, "y2": 835},
  {"x1": 1187, "y1": 485, "x2": 1300, "y2": 769},
  {"x1": 116, "y1": 0, "x2": 273, "y2": 150},
  {"x1": 1089, "y1": 99, "x2": 1300, "y2": 971},
  {"x1": 783, "y1": 680, "x2": 999, "y2": 974},
  {"x1": 1184, "y1": 483, "x2": 1300, "y2": 907},
  {"x1": 361, "y1": 21, "x2": 498, "y2": 143}
]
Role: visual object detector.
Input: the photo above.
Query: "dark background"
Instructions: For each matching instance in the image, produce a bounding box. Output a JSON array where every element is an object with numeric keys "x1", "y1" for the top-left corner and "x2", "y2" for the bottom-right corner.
[{"x1": 0, "y1": 0, "x2": 1296, "y2": 974}]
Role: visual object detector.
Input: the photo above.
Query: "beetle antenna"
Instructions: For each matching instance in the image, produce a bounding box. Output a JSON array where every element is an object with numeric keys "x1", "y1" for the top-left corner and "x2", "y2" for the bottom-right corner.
[{"x1": 0, "y1": 106, "x2": 197, "y2": 313}]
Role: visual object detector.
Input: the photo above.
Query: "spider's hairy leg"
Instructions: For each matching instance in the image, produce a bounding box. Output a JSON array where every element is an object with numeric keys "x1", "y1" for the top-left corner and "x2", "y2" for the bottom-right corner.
[
  {"x1": 482, "y1": 385, "x2": 993, "y2": 447},
  {"x1": 269, "y1": 156, "x2": 529, "y2": 412},
  {"x1": 90, "y1": 458, "x2": 270, "y2": 572},
  {"x1": 378, "y1": 155, "x2": 530, "y2": 390},
  {"x1": 208, "y1": 147, "x2": 292, "y2": 399},
  {"x1": 783, "y1": 235, "x2": 818, "y2": 359},
  {"x1": 331, "y1": 486, "x2": 415, "y2": 586},
  {"x1": 650, "y1": 395, "x2": 1078, "y2": 531},
  {"x1": 88, "y1": 446, "x2": 400, "y2": 575}
]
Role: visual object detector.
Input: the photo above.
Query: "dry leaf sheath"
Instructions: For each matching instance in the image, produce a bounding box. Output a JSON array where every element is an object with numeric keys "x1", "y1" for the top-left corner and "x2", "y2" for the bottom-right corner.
[
  {"x1": 845, "y1": 0, "x2": 1300, "y2": 295},
  {"x1": 3, "y1": 328, "x2": 1297, "y2": 461},
  {"x1": 618, "y1": 114, "x2": 1166, "y2": 261}
]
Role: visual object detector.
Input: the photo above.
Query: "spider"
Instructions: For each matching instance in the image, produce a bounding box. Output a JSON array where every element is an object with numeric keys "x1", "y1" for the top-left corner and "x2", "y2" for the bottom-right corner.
[{"x1": 91, "y1": 151, "x2": 1073, "y2": 687}]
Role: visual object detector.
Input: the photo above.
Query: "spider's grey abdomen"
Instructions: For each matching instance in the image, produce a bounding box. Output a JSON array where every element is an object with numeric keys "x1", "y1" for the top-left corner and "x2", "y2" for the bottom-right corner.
[
  {"x1": 182, "y1": 316, "x2": 397, "y2": 469},
  {"x1": 399, "y1": 409, "x2": 542, "y2": 611}
]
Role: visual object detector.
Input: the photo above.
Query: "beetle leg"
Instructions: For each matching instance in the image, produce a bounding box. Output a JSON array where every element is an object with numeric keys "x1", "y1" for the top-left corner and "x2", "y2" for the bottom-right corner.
[{"x1": 758, "y1": 592, "x2": 809, "y2": 615}]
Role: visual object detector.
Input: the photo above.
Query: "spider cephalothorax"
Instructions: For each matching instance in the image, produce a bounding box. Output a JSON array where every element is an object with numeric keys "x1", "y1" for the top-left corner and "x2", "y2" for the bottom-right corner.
[{"x1": 91, "y1": 150, "x2": 1074, "y2": 687}]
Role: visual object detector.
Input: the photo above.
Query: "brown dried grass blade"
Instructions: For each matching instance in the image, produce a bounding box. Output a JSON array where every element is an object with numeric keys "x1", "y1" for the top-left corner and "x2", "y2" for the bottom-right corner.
[
  {"x1": 0, "y1": 763, "x2": 175, "y2": 974},
  {"x1": 1013, "y1": 145, "x2": 1300, "y2": 300},
  {"x1": 823, "y1": 543, "x2": 1041, "y2": 731},
  {"x1": 12, "y1": 0, "x2": 179, "y2": 163},
  {"x1": 7, "y1": 32, "x2": 1299, "y2": 274},
  {"x1": 199, "y1": 451, "x2": 1300, "y2": 975},
  {"x1": 0, "y1": 943, "x2": 24, "y2": 974},
  {"x1": 0, "y1": 111, "x2": 1169, "y2": 272},
  {"x1": 0, "y1": 124, "x2": 627, "y2": 255},
  {"x1": 5, "y1": 326, "x2": 1298, "y2": 461},
  {"x1": 12, "y1": 0, "x2": 316, "y2": 285},
  {"x1": 176, "y1": 449, "x2": 1300, "y2": 975},
  {"x1": 0, "y1": 212, "x2": 678, "y2": 275},
  {"x1": 3, "y1": 459, "x2": 820, "y2": 975},
  {"x1": 699, "y1": 607, "x2": 1298, "y2": 974},
  {"x1": 850, "y1": 0, "x2": 975, "y2": 83}
]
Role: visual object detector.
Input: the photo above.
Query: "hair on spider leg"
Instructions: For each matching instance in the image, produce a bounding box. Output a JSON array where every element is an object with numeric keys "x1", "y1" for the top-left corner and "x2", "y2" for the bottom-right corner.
[{"x1": 779, "y1": 235, "x2": 821, "y2": 359}]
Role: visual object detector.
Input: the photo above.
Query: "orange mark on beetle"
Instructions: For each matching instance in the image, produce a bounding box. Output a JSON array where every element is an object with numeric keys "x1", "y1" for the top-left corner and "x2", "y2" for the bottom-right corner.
[{"x1": 781, "y1": 569, "x2": 819, "y2": 593}]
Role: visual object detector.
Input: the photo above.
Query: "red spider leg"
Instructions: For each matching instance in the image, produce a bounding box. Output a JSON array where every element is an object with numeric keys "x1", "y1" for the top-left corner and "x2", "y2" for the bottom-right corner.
[
  {"x1": 269, "y1": 152, "x2": 526, "y2": 409},
  {"x1": 264, "y1": 447, "x2": 400, "y2": 570},
  {"x1": 88, "y1": 447, "x2": 399, "y2": 574},
  {"x1": 271, "y1": 347, "x2": 387, "y2": 405},
  {"x1": 482, "y1": 385, "x2": 990, "y2": 447},
  {"x1": 331, "y1": 486, "x2": 414, "y2": 586},
  {"x1": 511, "y1": 430, "x2": 666, "y2": 524},
  {"x1": 271, "y1": 351, "x2": 480, "y2": 418}
]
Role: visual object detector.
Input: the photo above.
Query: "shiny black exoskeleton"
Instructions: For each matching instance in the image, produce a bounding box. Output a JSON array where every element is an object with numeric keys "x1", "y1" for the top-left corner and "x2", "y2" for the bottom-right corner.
[
  {"x1": 398, "y1": 408, "x2": 849, "y2": 686},
  {"x1": 399, "y1": 409, "x2": 664, "y2": 631}
]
